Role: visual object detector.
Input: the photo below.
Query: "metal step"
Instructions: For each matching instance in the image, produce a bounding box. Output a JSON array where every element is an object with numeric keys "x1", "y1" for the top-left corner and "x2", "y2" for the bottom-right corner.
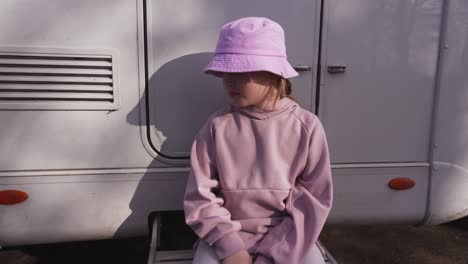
[
  {"x1": 317, "y1": 240, "x2": 338, "y2": 264},
  {"x1": 147, "y1": 212, "x2": 338, "y2": 264},
  {"x1": 153, "y1": 250, "x2": 194, "y2": 264}
]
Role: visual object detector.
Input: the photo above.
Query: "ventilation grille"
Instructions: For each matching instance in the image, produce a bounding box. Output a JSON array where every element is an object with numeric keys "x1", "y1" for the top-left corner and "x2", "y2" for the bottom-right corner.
[{"x1": 0, "y1": 49, "x2": 119, "y2": 110}]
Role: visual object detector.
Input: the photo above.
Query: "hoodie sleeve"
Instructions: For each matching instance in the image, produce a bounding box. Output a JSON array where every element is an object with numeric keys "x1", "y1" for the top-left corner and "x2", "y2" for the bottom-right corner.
[
  {"x1": 253, "y1": 117, "x2": 333, "y2": 264},
  {"x1": 183, "y1": 116, "x2": 246, "y2": 261}
]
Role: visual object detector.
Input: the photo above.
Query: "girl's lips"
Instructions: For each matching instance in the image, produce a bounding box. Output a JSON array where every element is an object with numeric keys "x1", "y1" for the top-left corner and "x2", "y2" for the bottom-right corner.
[{"x1": 229, "y1": 91, "x2": 240, "y2": 96}]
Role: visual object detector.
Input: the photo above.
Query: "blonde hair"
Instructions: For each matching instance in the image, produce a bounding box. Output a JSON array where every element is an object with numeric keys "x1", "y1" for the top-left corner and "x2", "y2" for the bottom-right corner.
[{"x1": 269, "y1": 73, "x2": 299, "y2": 108}]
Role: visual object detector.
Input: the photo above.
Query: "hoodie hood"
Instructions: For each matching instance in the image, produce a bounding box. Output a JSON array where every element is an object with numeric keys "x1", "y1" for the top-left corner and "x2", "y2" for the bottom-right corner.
[{"x1": 229, "y1": 97, "x2": 299, "y2": 120}]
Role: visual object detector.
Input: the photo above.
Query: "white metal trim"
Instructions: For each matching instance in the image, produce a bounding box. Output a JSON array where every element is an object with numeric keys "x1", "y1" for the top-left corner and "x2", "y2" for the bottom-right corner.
[
  {"x1": 332, "y1": 162, "x2": 430, "y2": 169},
  {"x1": 422, "y1": 0, "x2": 450, "y2": 225},
  {"x1": 0, "y1": 162, "x2": 429, "y2": 178},
  {"x1": 0, "y1": 167, "x2": 191, "y2": 178}
]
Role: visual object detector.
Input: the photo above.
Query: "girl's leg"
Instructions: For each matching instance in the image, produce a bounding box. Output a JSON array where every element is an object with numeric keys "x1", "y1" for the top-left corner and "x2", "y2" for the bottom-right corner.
[
  {"x1": 192, "y1": 239, "x2": 220, "y2": 264},
  {"x1": 302, "y1": 242, "x2": 326, "y2": 264}
]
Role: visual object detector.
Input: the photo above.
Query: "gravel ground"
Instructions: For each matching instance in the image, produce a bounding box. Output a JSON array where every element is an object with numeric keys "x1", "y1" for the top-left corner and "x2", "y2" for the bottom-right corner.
[
  {"x1": 320, "y1": 217, "x2": 468, "y2": 264},
  {"x1": 1, "y1": 217, "x2": 467, "y2": 264}
]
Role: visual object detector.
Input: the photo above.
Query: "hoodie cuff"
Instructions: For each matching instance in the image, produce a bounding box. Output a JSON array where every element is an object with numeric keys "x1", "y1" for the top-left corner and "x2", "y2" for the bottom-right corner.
[
  {"x1": 213, "y1": 232, "x2": 246, "y2": 260},
  {"x1": 254, "y1": 254, "x2": 273, "y2": 264}
]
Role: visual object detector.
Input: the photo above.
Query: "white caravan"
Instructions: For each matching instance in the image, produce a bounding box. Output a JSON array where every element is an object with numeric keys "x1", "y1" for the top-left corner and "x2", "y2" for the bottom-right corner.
[{"x1": 0, "y1": 0, "x2": 467, "y2": 257}]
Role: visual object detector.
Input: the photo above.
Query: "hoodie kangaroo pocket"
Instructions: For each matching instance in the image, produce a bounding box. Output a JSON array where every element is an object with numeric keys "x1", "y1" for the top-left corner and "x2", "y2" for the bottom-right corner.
[{"x1": 220, "y1": 188, "x2": 290, "y2": 220}]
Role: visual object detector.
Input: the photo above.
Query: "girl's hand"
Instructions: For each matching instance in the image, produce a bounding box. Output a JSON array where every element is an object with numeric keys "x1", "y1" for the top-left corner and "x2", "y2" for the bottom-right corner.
[{"x1": 222, "y1": 249, "x2": 252, "y2": 264}]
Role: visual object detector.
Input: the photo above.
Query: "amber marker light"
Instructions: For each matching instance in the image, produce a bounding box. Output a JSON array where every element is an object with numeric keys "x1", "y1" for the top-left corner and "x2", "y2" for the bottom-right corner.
[
  {"x1": 0, "y1": 190, "x2": 29, "y2": 205},
  {"x1": 388, "y1": 178, "x2": 415, "y2": 190}
]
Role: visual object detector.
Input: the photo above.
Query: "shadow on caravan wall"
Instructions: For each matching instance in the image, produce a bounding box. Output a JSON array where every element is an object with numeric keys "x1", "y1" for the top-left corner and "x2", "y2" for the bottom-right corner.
[
  {"x1": 145, "y1": 52, "x2": 228, "y2": 158},
  {"x1": 116, "y1": 52, "x2": 220, "y2": 243}
]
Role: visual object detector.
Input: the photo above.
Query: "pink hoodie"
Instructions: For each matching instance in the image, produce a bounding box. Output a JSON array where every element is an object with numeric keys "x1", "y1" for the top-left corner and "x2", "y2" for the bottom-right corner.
[{"x1": 183, "y1": 97, "x2": 333, "y2": 264}]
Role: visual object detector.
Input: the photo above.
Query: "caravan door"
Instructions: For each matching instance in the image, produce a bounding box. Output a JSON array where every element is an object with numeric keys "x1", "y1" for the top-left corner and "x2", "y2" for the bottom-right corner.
[
  {"x1": 321, "y1": 0, "x2": 441, "y2": 163},
  {"x1": 320, "y1": 0, "x2": 443, "y2": 223}
]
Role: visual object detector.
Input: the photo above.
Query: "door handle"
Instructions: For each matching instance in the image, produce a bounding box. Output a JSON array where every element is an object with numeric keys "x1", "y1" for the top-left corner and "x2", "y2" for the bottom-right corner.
[
  {"x1": 293, "y1": 65, "x2": 312, "y2": 71},
  {"x1": 327, "y1": 65, "x2": 347, "y2": 74}
]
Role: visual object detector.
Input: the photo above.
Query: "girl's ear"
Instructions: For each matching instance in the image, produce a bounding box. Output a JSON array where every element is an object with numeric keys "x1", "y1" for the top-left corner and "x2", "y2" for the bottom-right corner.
[{"x1": 268, "y1": 83, "x2": 280, "y2": 99}]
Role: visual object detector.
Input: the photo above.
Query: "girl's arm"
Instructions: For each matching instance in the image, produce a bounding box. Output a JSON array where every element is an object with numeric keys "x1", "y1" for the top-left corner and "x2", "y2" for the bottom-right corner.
[
  {"x1": 183, "y1": 116, "x2": 246, "y2": 261},
  {"x1": 253, "y1": 117, "x2": 333, "y2": 264}
]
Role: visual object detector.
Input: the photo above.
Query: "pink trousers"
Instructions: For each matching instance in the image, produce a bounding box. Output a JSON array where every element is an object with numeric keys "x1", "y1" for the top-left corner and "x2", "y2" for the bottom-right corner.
[{"x1": 192, "y1": 239, "x2": 326, "y2": 264}]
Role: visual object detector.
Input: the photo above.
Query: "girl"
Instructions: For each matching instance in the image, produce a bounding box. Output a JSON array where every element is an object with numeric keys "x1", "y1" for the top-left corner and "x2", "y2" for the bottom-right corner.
[{"x1": 183, "y1": 17, "x2": 333, "y2": 264}]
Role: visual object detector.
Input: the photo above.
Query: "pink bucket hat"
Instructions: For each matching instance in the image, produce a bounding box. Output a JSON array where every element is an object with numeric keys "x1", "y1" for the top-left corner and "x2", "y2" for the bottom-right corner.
[{"x1": 204, "y1": 17, "x2": 299, "y2": 78}]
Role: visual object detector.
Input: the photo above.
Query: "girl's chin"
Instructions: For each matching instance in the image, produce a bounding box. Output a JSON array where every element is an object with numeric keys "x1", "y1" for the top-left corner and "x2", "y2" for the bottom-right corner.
[{"x1": 230, "y1": 98, "x2": 250, "y2": 107}]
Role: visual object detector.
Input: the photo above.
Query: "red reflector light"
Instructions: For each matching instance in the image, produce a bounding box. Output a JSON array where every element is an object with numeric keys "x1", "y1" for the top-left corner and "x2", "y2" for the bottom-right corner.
[
  {"x1": 0, "y1": 190, "x2": 29, "y2": 205},
  {"x1": 388, "y1": 178, "x2": 415, "y2": 190}
]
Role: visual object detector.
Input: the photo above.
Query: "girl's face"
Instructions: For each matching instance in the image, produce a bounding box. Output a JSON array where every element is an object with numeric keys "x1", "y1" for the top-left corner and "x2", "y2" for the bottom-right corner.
[{"x1": 222, "y1": 71, "x2": 278, "y2": 109}]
